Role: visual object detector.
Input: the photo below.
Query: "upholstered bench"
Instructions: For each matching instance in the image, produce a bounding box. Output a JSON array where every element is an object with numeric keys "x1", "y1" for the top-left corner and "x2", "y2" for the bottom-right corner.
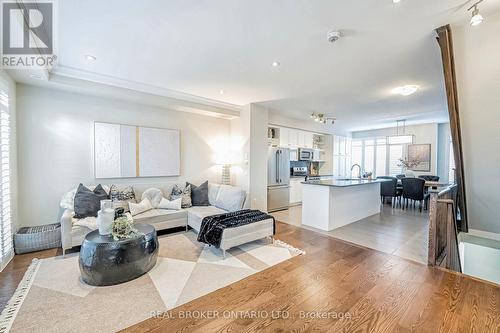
[{"x1": 188, "y1": 211, "x2": 274, "y2": 257}]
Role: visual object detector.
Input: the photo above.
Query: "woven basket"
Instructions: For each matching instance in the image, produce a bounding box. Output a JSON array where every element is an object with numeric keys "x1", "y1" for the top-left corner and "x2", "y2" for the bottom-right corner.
[{"x1": 14, "y1": 223, "x2": 61, "y2": 254}]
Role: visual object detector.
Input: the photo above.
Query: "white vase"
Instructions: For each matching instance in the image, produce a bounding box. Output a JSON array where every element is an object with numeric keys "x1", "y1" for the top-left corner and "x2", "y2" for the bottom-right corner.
[
  {"x1": 97, "y1": 208, "x2": 115, "y2": 235},
  {"x1": 404, "y1": 169, "x2": 415, "y2": 177}
]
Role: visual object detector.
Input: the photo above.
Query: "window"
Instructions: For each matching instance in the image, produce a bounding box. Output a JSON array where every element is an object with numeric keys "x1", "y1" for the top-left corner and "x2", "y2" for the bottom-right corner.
[
  {"x1": 0, "y1": 85, "x2": 12, "y2": 271},
  {"x1": 363, "y1": 140, "x2": 375, "y2": 174},
  {"x1": 376, "y1": 144, "x2": 387, "y2": 177},
  {"x1": 351, "y1": 140, "x2": 362, "y2": 177},
  {"x1": 388, "y1": 144, "x2": 404, "y2": 176}
]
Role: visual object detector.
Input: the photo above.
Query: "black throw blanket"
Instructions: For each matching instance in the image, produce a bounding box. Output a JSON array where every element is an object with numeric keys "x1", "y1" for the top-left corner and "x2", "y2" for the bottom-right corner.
[{"x1": 197, "y1": 209, "x2": 275, "y2": 248}]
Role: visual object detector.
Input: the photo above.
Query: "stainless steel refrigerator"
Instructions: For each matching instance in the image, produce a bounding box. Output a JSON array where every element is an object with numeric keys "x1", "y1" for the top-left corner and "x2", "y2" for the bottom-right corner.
[{"x1": 267, "y1": 147, "x2": 290, "y2": 212}]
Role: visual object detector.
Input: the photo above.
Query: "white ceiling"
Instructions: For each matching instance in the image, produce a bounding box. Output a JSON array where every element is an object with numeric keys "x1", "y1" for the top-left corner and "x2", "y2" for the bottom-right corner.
[{"x1": 28, "y1": 0, "x2": 500, "y2": 131}]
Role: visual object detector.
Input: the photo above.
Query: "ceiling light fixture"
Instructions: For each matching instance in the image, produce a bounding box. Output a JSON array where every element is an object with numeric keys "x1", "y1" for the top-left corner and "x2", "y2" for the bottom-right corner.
[
  {"x1": 310, "y1": 112, "x2": 336, "y2": 125},
  {"x1": 468, "y1": 0, "x2": 484, "y2": 26},
  {"x1": 219, "y1": 89, "x2": 224, "y2": 95},
  {"x1": 85, "y1": 54, "x2": 96, "y2": 61},
  {"x1": 392, "y1": 85, "x2": 419, "y2": 96},
  {"x1": 271, "y1": 61, "x2": 280, "y2": 67},
  {"x1": 392, "y1": 0, "x2": 402, "y2": 3}
]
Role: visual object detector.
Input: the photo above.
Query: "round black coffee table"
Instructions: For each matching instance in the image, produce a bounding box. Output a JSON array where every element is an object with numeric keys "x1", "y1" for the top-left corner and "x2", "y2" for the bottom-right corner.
[{"x1": 78, "y1": 223, "x2": 158, "y2": 286}]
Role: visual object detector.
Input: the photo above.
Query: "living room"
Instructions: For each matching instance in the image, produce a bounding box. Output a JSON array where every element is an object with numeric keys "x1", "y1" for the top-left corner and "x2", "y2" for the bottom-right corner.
[{"x1": 1, "y1": 1, "x2": 500, "y2": 332}]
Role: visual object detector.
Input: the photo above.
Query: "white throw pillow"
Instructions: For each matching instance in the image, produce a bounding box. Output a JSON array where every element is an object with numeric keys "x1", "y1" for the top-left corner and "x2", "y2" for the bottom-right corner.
[
  {"x1": 214, "y1": 185, "x2": 246, "y2": 212},
  {"x1": 157, "y1": 197, "x2": 182, "y2": 210},
  {"x1": 129, "y1": 198, "x2": 153, "y2": 216},
  {"x1": 141, "y1": 188, "x2": 164, "y2": 208}
]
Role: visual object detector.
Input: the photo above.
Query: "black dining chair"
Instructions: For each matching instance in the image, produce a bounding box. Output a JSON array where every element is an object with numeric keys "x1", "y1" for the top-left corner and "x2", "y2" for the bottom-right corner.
[
  {"x1": 378, "y1": 176, "x2": 400, "y2": 207},
  {"x1": 401, "y1": 177, "x2": 426, "y2": 212},
  {"x1": 418, "y1": 175, "x2": 440, "y2": 182}
]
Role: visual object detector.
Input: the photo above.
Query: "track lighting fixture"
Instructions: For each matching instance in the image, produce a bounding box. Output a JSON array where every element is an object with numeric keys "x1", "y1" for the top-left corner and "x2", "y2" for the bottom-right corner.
[
  {"x1": 310, "y1": 113, "x2": 336, "y2": 125},
  {"x1": 468, "y1": 0, "x2": 485, "y2": 26}
]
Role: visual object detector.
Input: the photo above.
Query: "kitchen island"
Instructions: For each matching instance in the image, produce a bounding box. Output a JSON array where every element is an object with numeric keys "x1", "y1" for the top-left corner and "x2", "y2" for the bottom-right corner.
[{"x1": 301, "y1": 178, "x2": 390, "y2": 231}]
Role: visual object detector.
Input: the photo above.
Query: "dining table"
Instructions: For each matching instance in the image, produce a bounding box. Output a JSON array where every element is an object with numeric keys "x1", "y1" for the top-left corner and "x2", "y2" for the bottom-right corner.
[{"x1": 396, "y1": 180, "x2": 451, "y2": 190}]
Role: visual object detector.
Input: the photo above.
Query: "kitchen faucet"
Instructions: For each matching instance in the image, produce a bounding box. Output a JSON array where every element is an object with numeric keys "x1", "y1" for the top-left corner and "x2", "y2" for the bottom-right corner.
[{"x1": 350, "y1": 164, "x2": 362, "y2": 179}]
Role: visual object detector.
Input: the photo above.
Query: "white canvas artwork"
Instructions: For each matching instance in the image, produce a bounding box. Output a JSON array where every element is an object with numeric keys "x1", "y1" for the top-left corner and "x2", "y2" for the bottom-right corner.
[
  {"x1": 139, "y1": 127, "x2": 180, "y2": 177},
  {"x1": 94, "y1": 122, "x2": 180, "y2": 178},
  {"x1": 94, "y1": 122, "x2": 121, "y2": 178}
]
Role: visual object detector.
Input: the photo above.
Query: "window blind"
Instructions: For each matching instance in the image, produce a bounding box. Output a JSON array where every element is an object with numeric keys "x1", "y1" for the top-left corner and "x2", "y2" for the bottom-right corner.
[{"x1": 0, "y1": 87, "x2": 13, "y2": 271}]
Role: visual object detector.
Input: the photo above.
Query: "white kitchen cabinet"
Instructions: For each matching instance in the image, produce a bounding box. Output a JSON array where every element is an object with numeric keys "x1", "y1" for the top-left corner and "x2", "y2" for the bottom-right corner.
[
  {"x1": 288, "y1": 130, "x2": 298, "y2": 147},
  {"x1": 297, "y1": 131, "x2": 305, "y2": 148},
  {"x1": 333, "y1": 135, "x2": 340, "y2": 155},
  {"x1": 279, "y1": 127, "x2": 289, "y2": 147},
  {"x1": 289, "y1": 178, "x2": 303, "y2": 204},
  {"x1": 339, "y1": 137, "x2": 346, "y2": 155},
  {"x1": 304, "y1": 132, "x2": 314, "y2": 148},
  {"x1": 290, "y1": 148, "x2": 298, "y2": 161},
  {"x1": 313, "y1": 149, "x2": 322, "y2": 161}
]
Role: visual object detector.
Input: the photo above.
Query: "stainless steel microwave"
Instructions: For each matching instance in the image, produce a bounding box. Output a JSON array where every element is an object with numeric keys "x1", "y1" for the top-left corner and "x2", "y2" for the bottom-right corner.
[{"x1": 299, "y1": 148, "x2": 314, "y2": 161}]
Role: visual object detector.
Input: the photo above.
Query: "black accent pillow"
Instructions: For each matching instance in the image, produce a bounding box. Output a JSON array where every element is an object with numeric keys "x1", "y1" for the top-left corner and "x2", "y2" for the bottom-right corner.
[
  {"x1": 187, "y1": 181, "x2": 210, "y2": 206},
  {"x1": 74, "y1": 184, "x2": 109, "y2": 219}
]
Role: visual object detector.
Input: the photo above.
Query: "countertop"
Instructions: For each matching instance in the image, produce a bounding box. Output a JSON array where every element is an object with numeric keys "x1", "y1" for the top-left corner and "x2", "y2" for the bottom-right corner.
[{"x1": 301, "y1": 178, "x2": 391, "y2": 187}]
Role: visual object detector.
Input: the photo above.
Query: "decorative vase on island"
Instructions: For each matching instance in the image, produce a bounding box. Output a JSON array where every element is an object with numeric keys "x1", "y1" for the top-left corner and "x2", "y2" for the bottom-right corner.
[{"x1": 404, "y1": 169, "x2": 415, "y2": 177}]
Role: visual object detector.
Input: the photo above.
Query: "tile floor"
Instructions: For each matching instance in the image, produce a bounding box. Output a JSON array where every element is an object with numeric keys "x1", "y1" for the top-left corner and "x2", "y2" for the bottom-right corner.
[{"x1": 271, "y1": 203, "x2": 429, "y2": 263}]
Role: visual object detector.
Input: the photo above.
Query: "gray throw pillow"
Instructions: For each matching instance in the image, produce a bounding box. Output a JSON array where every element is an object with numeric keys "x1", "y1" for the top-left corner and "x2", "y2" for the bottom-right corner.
[
  {"x1": 170, "y1": 184, "x2": 192, "y2": 208},
  {"x1": 186, "y1": 181, "x2": 210, "y2": 206},
  {"x1": 74, "y1": 184, "x2": 109, "y2": 219}
]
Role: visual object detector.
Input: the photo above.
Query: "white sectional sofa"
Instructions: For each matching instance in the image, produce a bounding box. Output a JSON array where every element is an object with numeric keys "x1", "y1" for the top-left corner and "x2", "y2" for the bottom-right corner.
[{"x1": 60, "y1": 182, "x2": 274, "y2": 256}]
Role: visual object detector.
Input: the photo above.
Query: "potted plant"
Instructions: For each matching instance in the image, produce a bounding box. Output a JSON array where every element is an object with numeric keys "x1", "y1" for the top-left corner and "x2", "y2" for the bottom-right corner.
[{"x1": 397, "y1": 157, "x2": 421, "y2": 177}]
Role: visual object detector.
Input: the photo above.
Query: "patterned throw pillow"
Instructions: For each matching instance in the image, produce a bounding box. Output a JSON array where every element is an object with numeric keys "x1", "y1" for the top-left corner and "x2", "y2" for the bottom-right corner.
[
  {"x1": 170, "y1": 184, "x2": 192, "y2": 208},
  {"x1": 109, "y1": 185, "x2": 136, "y2": 212}
]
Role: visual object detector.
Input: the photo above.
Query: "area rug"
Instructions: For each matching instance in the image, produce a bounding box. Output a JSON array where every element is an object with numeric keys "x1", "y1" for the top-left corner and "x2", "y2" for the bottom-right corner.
[{"x1": 0, "y1": 231, "x2": 304, "y2": 333}]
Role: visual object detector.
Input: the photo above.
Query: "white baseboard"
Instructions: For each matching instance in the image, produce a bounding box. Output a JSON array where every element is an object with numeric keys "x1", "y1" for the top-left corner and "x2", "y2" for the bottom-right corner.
[{"x1": 468, "y1": 229, "x2": 500, "y2": 242}]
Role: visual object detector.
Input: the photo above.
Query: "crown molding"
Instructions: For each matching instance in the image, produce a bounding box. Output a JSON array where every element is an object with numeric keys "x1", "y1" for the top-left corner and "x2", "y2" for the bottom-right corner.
[
  {"x1": 52, "y1": 65, "x2": 241, "y2": 112},
  {"x1": 9, "y1": 65, "x2": 241, "y2": 119}
]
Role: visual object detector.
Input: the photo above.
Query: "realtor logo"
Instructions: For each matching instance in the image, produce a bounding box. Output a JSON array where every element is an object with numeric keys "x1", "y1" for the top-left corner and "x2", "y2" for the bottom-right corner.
[{"x1": 1, "y1": 1, "x2": 57, "y2": 69}]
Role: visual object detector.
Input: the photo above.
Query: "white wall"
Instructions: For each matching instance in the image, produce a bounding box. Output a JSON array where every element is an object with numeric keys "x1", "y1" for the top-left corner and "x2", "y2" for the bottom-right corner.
[
  {"x1": 453, "y1": 12, "x2": 500, "y2": 234},
  {"x1": 248, "y1": 104, "x2": 269, "y2": 211},
  {"x1": 230, "y1": 104, "x2": 268, "y2": 211},
  {"x1": 17, "y1": 84, "x2": 231, "y2": 227},
  {"x1": 352, "y1": 123, "x2": 440, "y2": 176}
]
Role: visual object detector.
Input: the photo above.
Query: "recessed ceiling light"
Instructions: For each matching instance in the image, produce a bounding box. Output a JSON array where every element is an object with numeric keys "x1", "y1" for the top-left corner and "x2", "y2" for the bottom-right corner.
[
  {"x1": 85, "y1": 54, "x2": 96, "y2": 61},
  {"x1": 392, "y1": 85, "x2": 419, "y2": 96},
  {"x1": 272, "y1": 61, "x2": 280, "y2": 67},
  {"x1": 219, "y1": 89, "x2": 224, "y2": 95},
  {"x1": 393, "y1": 0, "x2": 401, "y2": 3}
]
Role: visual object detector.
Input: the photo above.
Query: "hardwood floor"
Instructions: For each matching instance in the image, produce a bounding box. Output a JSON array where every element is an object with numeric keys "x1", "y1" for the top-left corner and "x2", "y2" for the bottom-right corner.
[
  {"x1": 272, "y1": 204, "x2": 429, "y2": 264},
  {"x1": 124, "y1": 221, "x2": 499, "y2": 332},
  {"x1": 1, "y1": 222, "x2": 499, "y2": 332}
]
